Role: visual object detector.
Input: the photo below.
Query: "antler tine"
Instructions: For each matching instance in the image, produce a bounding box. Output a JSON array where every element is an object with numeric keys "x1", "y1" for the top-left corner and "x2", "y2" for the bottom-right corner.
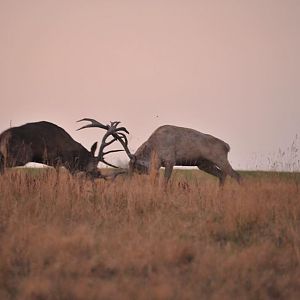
[
  {"x1": 110, "y1": 121, "x2": 121, "y2": 127},
  {"x1": 111, "y1": 132, "x2": 133, "y2": 159},
  {"x1": 76, "y1": 118, "x2": 109, "y2": 131},
  {"x1": 100, "y1": 159, "x2": 119, "y2": 169},
  {"x1": 103, "y1": 149, "x2": 124, "y2": 156},
  {"x1": 77, "y1": 118, "x2": 106, "y2": 125},
  {"x1": 114, "y1": 132, "x2": 129, "y2": 146},
  {"x1": 115, "y1": 126, "x2": 130, "y2": 134}
]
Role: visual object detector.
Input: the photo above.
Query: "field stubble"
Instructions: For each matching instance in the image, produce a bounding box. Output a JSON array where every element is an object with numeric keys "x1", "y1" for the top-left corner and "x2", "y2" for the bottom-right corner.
[{"x1": 0, "y1": 169, "x2": 300, "y2": 299}]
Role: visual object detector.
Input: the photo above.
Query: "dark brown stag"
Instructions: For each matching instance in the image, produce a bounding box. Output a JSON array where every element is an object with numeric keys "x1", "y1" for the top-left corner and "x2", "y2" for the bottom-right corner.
[
  {"x1": 0, "y1": 120, "x2": 128, "y2": 177},
  {"x1": 79, "y1": 119, "x2": 241, "y2": 185}
]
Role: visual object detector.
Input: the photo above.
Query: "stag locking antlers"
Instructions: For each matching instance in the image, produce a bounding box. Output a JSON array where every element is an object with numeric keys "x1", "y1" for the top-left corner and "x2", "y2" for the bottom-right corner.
[{"x1": 77, "y1": 119, "x2": 241, "y2": 185}]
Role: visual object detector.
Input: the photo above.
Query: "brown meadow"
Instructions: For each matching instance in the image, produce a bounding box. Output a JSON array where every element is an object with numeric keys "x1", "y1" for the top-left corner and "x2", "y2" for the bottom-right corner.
[{"x1": 0, "y1": 169, "x2": 300, "y2": 300}]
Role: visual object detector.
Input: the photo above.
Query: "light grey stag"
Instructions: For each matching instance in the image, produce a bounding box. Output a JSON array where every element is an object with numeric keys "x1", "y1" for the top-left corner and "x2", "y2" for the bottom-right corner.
[
  {"x1": 128, "y1": 125, "x2": 241, "y2": 185},
  {"x1": 79, "y1": 120, "x2": 241, "y2": 185}
]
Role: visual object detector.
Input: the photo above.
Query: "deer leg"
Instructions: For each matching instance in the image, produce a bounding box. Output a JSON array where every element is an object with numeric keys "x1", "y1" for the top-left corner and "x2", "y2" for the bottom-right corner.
[
  {"x1": 197, "y1": 160, "x2": 226, "y2": 186},
  {"x1": 164, "y1": 162, "x2": 174, "y2": 182},
  {"x1": 6, "y1": 144, "x2": 33, "y2": 168},
  {"x1": 0, "y1": 152, "x2": 4, "y2": 174},
  {"x1": 6, "y1": 157, "x2": 29, "y2": 168}
]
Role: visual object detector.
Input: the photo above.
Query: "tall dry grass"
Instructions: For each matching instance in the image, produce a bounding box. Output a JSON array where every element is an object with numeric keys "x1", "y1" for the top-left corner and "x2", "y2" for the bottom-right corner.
[{"x1": 0, "y1": 169, "x2": 300, "y2": 299}]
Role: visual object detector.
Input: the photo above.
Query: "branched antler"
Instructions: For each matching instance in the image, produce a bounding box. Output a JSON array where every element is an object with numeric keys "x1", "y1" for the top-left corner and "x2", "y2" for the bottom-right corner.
[{"x1": 77, "y1": 118, "x2": 133, "y2": 168}]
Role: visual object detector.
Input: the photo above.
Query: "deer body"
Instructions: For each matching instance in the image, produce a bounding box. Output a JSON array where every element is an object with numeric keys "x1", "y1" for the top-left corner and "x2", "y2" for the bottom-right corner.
[
  {"x1": 0, "y1": 121, "x2": 99, "y2": 176},
  {"x1": 130, "y1": 125, "x2": 240, "y2": 184}
]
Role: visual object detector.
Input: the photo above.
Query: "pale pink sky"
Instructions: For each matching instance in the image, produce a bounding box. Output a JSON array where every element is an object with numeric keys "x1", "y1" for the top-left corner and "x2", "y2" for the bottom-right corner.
[{"x1": 1, "y1": 0, "x2": 300, "y2": 170}]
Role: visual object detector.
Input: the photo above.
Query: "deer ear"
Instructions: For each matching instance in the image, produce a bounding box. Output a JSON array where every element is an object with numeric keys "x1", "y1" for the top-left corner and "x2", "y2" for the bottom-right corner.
[{"x1": 90, "y1": 142, "x2": 98, "y2": 156}]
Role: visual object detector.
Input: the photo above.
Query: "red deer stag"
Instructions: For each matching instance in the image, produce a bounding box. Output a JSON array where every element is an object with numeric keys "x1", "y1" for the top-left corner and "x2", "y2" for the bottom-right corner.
[
  {"x1": 128, "y1": 125, "x2": 241, "y2": 185},
  {"x1": 79, "y1": 120, "x2": 241, "y2": 185},
  {"x1": 0, "y1": 120, "x2": 128, "y2": 178}
]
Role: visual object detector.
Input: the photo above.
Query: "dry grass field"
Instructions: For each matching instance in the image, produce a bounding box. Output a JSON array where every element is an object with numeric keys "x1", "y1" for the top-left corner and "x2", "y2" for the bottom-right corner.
[{"x1": 0, "y1": 168, "x2": 300, "y2": 299}]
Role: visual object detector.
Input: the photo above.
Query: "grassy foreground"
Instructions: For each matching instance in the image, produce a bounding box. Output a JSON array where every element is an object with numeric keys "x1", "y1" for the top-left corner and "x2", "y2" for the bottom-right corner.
[{"x1": 0, "y1": 169, "x2": 300, "y2": 299}]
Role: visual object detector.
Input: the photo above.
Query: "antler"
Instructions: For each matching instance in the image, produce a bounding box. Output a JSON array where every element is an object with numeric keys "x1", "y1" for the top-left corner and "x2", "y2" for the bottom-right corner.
[
  {"x1": 77, "y1": 118, "x2": 133, "y2": 168},
  {"x1": 77, "y1": 118, "x2": 109, "y2": 131}
]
